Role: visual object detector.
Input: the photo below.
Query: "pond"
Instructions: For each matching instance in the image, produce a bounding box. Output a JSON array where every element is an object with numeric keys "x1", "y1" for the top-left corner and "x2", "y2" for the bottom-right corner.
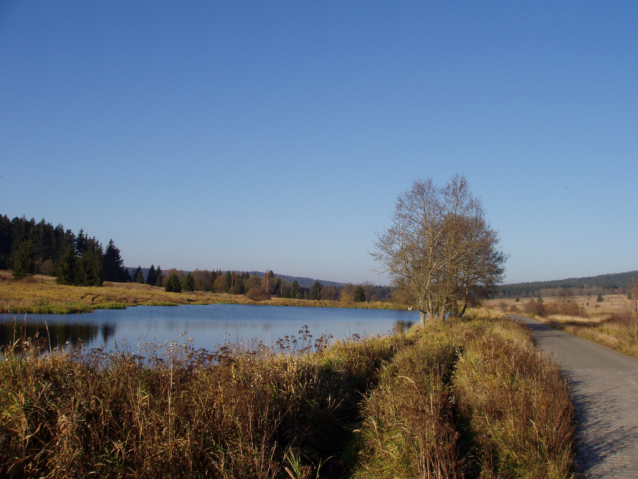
[{"x1": 0, "y1": 304, "x2": 418, "y2": 353}]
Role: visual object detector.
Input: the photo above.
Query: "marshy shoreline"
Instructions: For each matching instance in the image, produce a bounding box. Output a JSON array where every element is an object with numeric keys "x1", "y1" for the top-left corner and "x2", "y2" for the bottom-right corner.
[{"x1": 0, "y1": 272, "x2": 406, "y2": 315}]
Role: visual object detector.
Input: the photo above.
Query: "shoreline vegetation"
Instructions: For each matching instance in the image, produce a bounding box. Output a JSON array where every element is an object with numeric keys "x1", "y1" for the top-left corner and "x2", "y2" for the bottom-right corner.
[
  {"x1": 0, "y1": 309, "x2": 575, "y2": 478},
  {"x1": 0, "y1": 273, "x2": 406, "y2": 315}
]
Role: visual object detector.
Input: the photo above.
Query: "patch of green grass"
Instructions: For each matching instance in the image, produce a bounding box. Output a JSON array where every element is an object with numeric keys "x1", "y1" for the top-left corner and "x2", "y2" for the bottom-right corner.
[{"x1": 5, "y1": 303, "x2": 94, "y2": 314}]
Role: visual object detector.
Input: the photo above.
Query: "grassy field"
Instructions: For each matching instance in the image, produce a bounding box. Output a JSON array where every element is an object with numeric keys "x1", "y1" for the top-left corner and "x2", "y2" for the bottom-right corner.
[
  {"x1": 486, "y1": 293, "x2": 636, "y2": 317},
  {"x1": 0, "y1": 309, "x2": 575, "y2": 478},
  {"x1": 0, "y1": 271, "x2": 404, "y2": 314},
  {"x1": 486, "y1": 296, "x2": 638, "y2": 360}
]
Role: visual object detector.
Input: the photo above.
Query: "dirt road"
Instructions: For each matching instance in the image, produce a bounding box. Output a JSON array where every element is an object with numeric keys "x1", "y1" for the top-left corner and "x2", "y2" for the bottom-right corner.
[{"x1": 511, "y1": 315, "x2": 638, "y2": 478}]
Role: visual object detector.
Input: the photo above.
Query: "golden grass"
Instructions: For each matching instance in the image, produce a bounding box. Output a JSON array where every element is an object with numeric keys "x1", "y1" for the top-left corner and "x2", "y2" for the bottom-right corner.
[
  {"x1": 500, "y1": 288, "x2": 638, "y2": 359},
  {"x1": 486, "y1": 294, "x2": 635, "y2": 316},
  {"x1": 0, "y1": 271, "x2": 405, "y2": 314},
  {"x1": 532, "y1": 313, "x2": 638, "y2": 359}
]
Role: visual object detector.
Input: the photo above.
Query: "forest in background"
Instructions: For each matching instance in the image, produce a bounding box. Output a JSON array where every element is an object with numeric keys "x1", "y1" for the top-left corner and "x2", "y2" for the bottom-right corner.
[
  {"x1": 498, "y1": 270, "x2": 638, "y2": 298},
  {"x1": 0, "y1": 215, "x2": 393, "y2": 303},
  {"x1": 4, "y1": 214, "x2": 634, "y2": 303}
]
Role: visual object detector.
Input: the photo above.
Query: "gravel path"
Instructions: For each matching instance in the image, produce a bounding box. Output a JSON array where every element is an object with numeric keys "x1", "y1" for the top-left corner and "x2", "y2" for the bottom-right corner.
[{"x1": 510, "y1": 315, "x2": 638, "y2": 478}]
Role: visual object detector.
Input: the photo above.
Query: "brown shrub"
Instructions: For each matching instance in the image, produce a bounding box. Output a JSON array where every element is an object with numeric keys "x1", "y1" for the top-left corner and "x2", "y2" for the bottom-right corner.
[
  {"x1": 524, "y1": 299, "x2": 546, "y2": 317},
  {"x1": 38, "y1": 259, "x2": 56, "y2": 276},
  {"x1": 246, "y1": 287, "x2": 264, "y2": 301},
  {"x1": 604, "y1": 312, "x2": 638, "y2": 328}
]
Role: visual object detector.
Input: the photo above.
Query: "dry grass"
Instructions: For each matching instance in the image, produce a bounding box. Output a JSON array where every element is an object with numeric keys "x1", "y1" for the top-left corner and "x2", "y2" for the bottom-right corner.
[
  {"x1": 0, "y1": 311, "x2": 575, "y2": 478},
  {"x1": 353, "y1": 314, "x2": 575, "y2": 479},
  {"x1": 497, "y1": 288, "x2": 638, "y2": 359},
  {"x1": 531, "y1": 313, "x2": 638, "y2": 359},
  {"x1": 0, "y1": 271, "x2": 404, "y2": 314},
  {"x1": 454, "y1": 322, "x2": 575, "y2": 478},
  {"x1": 486, "y1": 294, "x2": 634, "y2": 316}
]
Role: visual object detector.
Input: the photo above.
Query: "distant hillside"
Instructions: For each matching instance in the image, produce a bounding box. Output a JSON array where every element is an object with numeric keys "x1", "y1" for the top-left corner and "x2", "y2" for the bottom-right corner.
[
  {"x1": 249, "y1": 272, "x2": 346, "y2": 289},
  {"x1": 126, "y1": 268, "x2": 348, "y2": 289},
  {"x1": 499, "y1": 270, "x2": 638, "y2": 298}
]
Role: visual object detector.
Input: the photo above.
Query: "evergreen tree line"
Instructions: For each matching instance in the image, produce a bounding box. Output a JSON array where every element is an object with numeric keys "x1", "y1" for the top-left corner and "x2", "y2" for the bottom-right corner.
[
  {"x1": 155, "y1": 267, "x2": 387, "y2": 304},
  {"x1": 1, "y1": 215, "x2": 129, "y2": 285}
]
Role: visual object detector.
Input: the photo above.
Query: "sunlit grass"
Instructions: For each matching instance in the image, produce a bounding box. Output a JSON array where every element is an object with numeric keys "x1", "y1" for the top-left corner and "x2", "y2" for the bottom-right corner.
[
  {"x1": 0, "y1": 272, "x2": 405, "y2": 314},
  {"x1": 535, "y1": 313, "x2": 638, "y2": 359}
]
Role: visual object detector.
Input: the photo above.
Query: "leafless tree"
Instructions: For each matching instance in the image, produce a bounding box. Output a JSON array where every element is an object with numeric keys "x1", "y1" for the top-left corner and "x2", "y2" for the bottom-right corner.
[{"x1": 372, "y1": 175, "x2": 506, "y2": 325}]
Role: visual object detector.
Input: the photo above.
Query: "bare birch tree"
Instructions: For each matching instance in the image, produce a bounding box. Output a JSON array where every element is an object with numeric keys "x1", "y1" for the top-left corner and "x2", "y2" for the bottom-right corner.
[{"x1": 372, "y1": 175, "x2": 506, "y2": 324}]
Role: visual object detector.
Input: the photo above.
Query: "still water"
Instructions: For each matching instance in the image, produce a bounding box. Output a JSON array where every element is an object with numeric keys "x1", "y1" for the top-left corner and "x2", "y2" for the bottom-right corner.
[{"x1": 0, "y1": 304, "x2": 418, "y2": 353}]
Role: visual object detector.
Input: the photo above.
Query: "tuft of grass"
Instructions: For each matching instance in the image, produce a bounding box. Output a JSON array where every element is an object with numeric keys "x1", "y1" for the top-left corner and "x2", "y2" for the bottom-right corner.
[
  {"x1": 454, "y1": 321, "x2": 576, "y2": 478},
  {"x1": 353, "y1": 314, "x2": 575, "y2": 479}
]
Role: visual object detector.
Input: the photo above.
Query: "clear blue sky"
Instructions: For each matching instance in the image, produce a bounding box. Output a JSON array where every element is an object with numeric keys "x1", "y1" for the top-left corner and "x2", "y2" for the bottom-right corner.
[{"x1": 1, "y1": 1, "x2": 637, "y2": 285}]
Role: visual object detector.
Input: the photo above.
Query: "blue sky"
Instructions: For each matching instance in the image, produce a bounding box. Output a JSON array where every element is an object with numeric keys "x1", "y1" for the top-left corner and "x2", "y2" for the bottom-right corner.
[{"x1": 1, "y1": 1, "x2": 637, "y2": 285}]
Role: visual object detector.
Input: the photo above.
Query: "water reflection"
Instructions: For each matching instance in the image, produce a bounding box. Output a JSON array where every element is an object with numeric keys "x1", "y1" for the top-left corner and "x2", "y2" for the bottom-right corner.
[
  {"x1": 0, "y1": 305, "x2": 419, "y2": 353},
  {"x1": 393, "y1": 320, "x2": 415, "y2": 334},
  {"x1": 0, "y1": 318, "x2": 116, "y2": 350}
]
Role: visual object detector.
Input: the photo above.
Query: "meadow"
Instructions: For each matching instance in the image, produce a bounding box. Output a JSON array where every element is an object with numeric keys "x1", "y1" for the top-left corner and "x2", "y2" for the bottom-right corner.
[
  {"x1": 0, "y1": 309, "x2": 575, "y2": 478},
  {"x1": 486, "y1": 295, "x2": 638, "y2": 359},
  {"x1": 0, "y1": 271, "x2": 404, "y2": 314}
]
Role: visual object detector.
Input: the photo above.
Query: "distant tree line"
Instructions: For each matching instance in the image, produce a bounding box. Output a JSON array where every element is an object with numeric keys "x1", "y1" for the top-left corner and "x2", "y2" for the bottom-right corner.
[
  {"x1": 0, "y1": 215, "x2": 130, "y2": 285},
  {"x1": 1, "y1": 215, "x2": 396, "y2": 302},
  {"x1": 497, "y1": 271, "x2": 638, "y2": 298},
  {"x1": 153, "y1": 267, "x2": 394, "y2": 303}
]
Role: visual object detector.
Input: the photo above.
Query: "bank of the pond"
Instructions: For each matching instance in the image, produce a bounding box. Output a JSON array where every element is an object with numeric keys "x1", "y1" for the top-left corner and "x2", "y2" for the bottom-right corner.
[
  {"x1": 0, "y1": 275, "x2": 405, "y2": 314},
  {"x1": 0, "y1": 310, "x2": 576, "y2": 478}
]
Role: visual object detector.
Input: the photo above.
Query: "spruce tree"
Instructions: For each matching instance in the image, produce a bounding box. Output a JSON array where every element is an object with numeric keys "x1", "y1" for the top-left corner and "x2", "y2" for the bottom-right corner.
[
  {"x1": 103, "y1": 239, "x2": 128, "y2": 282},
  {"x1": 155, "y1": 266, "x2": 163, "y2": 287},
  {"x1": 12, "y1": 240, "x2": 36, "y2": 280},
  {"x1": 75, "y1": 229, "x2": 87, "y2": 256},
  {"x1": 147, "y1": 265, "x2": 157, "y2": 286},
  {"x1": 165, "y1": 273, "x2": 181, "y2": 293},
  {"x1": 309, "y1": 280, "x2": 322, "y2": 300},
  {"x1": 56, "y1": 244, "x2": 77, "y2": 285},
  {"x1": 134, "y1": 266, "x2": 144, "y2": 284},
  {"x1": 354, "y1": 286, "x2": 366, "y2": 302},
  {"x1": 183, "y1": 272, "x2": 195, "y2": 292},
  {"x1": 76, "y1": 239, "x2": 103, "y2": 286}
]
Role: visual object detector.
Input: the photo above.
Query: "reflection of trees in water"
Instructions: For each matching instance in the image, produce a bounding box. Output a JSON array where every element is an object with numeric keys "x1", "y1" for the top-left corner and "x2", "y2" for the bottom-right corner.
[
  {"x1": 101, "y1": 323, "x2": 116, "y2": 344},
  {"x1": 0, "y1": 319, "x2": 116, "y2": 350},
  {"x1": 393, "y1": 320, "x2": 414, "y2": 334}
]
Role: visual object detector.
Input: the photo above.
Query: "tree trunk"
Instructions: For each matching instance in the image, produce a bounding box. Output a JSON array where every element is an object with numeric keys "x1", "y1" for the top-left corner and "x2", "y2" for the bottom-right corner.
[{"x1": 419, "y1": 310, "x2": 426, "y2": 325}]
